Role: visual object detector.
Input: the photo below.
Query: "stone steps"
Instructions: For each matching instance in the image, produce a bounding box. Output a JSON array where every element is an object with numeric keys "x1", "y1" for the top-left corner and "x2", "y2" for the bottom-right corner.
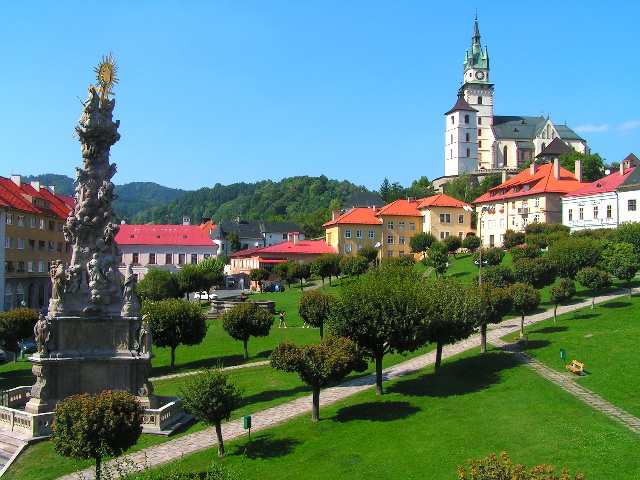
[{"x1": 0, "y1": 433, "x2": 27, "y2": 476}]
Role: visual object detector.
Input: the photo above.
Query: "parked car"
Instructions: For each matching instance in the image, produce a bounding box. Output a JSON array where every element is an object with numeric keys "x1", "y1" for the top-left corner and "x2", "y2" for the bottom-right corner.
[
  {"x1": 262, "y1": 283, "x2": 285, "y2": 293},
  {"x1": 194, "y1": 291, "x2": 218, "y2": 301},
  {"x1": 226, "y1": 276, "x2": 235, "y2": 288},
  {"x1": 17, "y1": 341, "x2": 37, "y2": 354}
]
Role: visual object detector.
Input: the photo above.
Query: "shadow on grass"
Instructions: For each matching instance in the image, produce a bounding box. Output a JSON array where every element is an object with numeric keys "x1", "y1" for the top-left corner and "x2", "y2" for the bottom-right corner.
[
  {"x1": 332, "y1": 401, "x2": 420, "y2": 423},
  {"x1": 451, "y1": 271, "x2": 470, "y2": 278},
  {"x1": 519, "y1": 339, "x2": 552, "y2": 350},
  {"x1": 151, "y1": 350, "x2": 273, "y2": 377},
  {"x1": 572, "y1": 313, "x2": 601, "y2": 321},
  {"x1": 600, "y1": 301, "x2": 632, "y2": 309},
  {"x1": 242, "y1": 384, "x2": 311, "y2": 406},
  {"x1": 387, "y1": 351, "x2": 521, "y2": 398},
  {"x1": 531, "y1": 326, "x2": 568, "y2": 334},
  {"x1": 0, "y1": 367, "x2": 35, "y2": 390},
  {"x1": 233, "y1": 433, "x2": 301, "y2": 459}
]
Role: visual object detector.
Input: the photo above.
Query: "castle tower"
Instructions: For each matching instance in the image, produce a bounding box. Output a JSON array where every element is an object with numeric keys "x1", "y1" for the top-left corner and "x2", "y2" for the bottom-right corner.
[{"x1": 444, "y1": 92, "x2": 478, "y2": 176}]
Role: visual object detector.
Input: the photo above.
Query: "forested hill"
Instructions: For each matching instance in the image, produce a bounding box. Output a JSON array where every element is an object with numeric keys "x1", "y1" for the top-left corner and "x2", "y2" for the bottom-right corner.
[{"x1": 129, "y1": 176, "x2": 369, "y2": 238}]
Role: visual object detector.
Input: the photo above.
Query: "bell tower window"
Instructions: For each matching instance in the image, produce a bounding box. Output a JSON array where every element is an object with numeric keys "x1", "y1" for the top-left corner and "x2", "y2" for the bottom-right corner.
[{"x1": 478, "y1": 96, "x2": 483, "y2": 105}]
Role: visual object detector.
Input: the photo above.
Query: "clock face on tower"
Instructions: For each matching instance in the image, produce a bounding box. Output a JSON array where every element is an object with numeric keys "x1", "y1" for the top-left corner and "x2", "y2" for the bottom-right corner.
[{"x1": 475, "y1": 71, "x2": 485, "y2": 80}]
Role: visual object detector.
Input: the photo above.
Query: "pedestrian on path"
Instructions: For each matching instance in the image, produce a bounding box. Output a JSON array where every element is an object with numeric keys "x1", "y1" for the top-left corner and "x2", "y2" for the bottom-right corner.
[{"x1": 279, "y1": 310, "x2": 287, "y2": 328}]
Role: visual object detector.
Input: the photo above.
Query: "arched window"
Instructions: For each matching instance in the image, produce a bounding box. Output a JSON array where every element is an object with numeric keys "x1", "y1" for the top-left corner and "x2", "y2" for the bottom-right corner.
[
  {"x1": 464, "y1": 114, "x2": 470, "y2": 124},
  {"x1": 450, "y1": 134, "x2": 453, "y2": 144},
  {"x1": 478, "y1": 96, "x2": 483, "y2": 104},
  {"x1": 16, "y1": 284, "x2": 24, "y2": 307},
  {"x1": 450, "y1": 116, "x2": 454, "y2": 125},
  {"x1": 38, "y1": 283, "x2": 45, "y2": 310},
  {"x1": 466, "y1": 148, "x2": 471, "y2": 157},
  {"x1": 465, "y1": 133, "x2": 470, "y2": 142},
  {"x1": 4, "y1": 284, "x2": 12, "y2": 311},
  {"x1": 503, "y1": 146, "x2": 508, "y2": 167}
]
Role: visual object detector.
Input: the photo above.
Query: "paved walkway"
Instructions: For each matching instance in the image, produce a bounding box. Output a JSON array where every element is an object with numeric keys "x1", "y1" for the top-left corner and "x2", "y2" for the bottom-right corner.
[{"x1": 58, "y1": 288, "x2": 639, "y2": 480}]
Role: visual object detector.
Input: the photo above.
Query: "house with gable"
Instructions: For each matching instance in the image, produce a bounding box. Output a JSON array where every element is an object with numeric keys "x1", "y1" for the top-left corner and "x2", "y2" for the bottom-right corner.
[
  {"x1": 323, "y1": 207, "x2": 382, "y2": 257},
  {"x1": 615, "y1": 154, "x2": 640, "y2": 225}
]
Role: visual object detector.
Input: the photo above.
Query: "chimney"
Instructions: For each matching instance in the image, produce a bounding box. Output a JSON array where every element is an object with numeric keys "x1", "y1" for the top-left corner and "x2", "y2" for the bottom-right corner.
[
  {"x1": 621, "y1": 162, "x2": 626, "y2": 176},
  {"x1": 31, "y1": 180, "x2": 41, "y2": 191},
  {"x1": 575, "y1": 159, "x2": 583, "y2": 182},
  {"x1": 502, "y1": 170, "x2": 508, "y2": 182},
  {"x1": 202, "y1": 216, "x2": 211, "y2": 224},
  {"x1": 11, "y1": 175, "x2": 21, "y2": 187},
  {"x1": 45, "y1": 185, "x2": 55, "y2": 194},
  {"x1": 553, "y1": 158, "x2": 560, "y2": 179},
  {"x1": 293, "y1": 232, "x2": 300, "y2": 245},
  {"x1": 529, "y1": 162, "x2": 536, "y2": 175},
  {"x1": 332, "y1": 210, "x2": 341, "y2": 221},
  {"x1": 407, "y1": 196, "x2": 415, "y2": 203},
  {"x1": 182, "y1": 216, "x2": 191, "y2": 226}
]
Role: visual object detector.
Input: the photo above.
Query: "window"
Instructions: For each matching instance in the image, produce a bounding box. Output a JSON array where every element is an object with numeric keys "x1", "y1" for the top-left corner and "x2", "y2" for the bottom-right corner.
[
  {"x1": 57, "y1": 242, "x2": 63, "y2": 252},
  {"x1": 466, "y1": 148, "x2": 470, "y2": 157},
  {"x1": 387, "y1": 221, "x2": 394, "y2": 230},
  {"x1": 368, "y1": 230, "x2": 375, "y2": 239},
  {"x1": 17, "y1": 261, "x2": 25, "y2": 272},
  {"x1": 478, "y1": 117, "x2": 482, "y2": 125},
  {"x1": 282, "y1": 234, "x2": 287, "y2": 240},
  {"x1": 478, "y1": 140, "x2": 482, "y2": 148},
  {"x1": 58, "y1": 222, "x2": 64, "y2": 232},
  {"x1": 38, "y1": 262, "x2": 45, "y2": 273},
  {"x1": 49, "y1": 220, "x2": 56, "y2": 231},
  {"x1": 458, "y1": 214, "x2": 464, "y2": 224},
  {"x1": 568, "y1": 209, "x2": 573, "y2": 221},
  {"x1": 66, "y1": 243, "x2": 71, "y2": 253},
  {"x1": 579, "y1": 208, "x2": 584, "y2": 220},
  {"x1": 29, "y1": 217, "x2": 36, "y2": 228},
  {"x1": 533, "y1": 215, "x2": 540, "y2": 223},
  {"x1": 48, "y1": 241, "x2": 54, "y2": 252},
  {"x1": 149, "y1": 253, "x2": 156, "y2": 264},
  {"x1": 28, "y1": 262, "x2": 34, "y2": 273},
  {"x1": 191, "y1": 253, "x2": 198, "y2": 264},
  {"x1": 629, "y1": 199, "x2": 637, "y2": 212},
  {"x1": 5, "y1": 261, "x2": 13, "y2": 272},
  {"x1": 356, "y1": 230, "x2": 363, "y2": 239},
  {"x1": 593, "y1": 206, "x2": 598, "y2": 219},
  {"x1": 345, "y1": 229, "x2": 352, "y2": 239},
  {"x1": 387, "y1": 251, "x2": 394, "y2": 258},
  {"x1": 465, "y1": 133, "x2": 470, "y2": 142},
  {"x1": 399, "y1": 251, "x2": 405, "y2": 256},
  {"x1": 39, "y1": 219, "x2": 45, "y2": 230},
  {"x1": 398, "y1": 222, "x2": 405, "y2": 230},
  {"x1": 409, "y1": 222, "x2": 416, "y2": 231},
  {"x1": 464, "y1": 114, "x2": 470, "y2": 124},
  {"x1": 29, "y1": 239, "x2": 35, "y2": 251},
  {"x1": 18, "y1": 216, "x2": 24, "y2": 227},
  {"x1": 165, "y1": 253, "x2": 173, "y2": 264},
  {"x1": 178, "y1": 253, "x2": 186, "y2": 264},
  {"x1": 132, "y1": 253, "x2": 140, "y2": 264},
  {"x1": 606, "y1": 205, "x2": 612, "y2": 218},
  {"x1": 439, "y1": 231, "x2": 450, "y2": 239},
  {"x1": 439, "y1": 213, "x2": 451, "y2": 224},
  {"x1": 345, "y1": 244, "x2": 352, "y2": 253},
  {"x1": 478, "y1": 96, "x2": 483, "y2": 104},
  {"x1": 5, "y1": 214, "x2": 13, "y2": 225},
  {"x1": 357, "y1": 244, "x2": 363, "y2": 251},
  {"x1": 534, "y1": 197, "x2": 540, "y2": 207},
  {"x1": 450, "y1": 116, "x2": 454, "y2": 125},
  {"x1": 4, "y1": 285, "x2": 11, "y2": 311},
  {"x1": 458, "y1": 232, "x2": 464, "y2": 238},
  {"x1": 5, "y1": 237, "x2": 12, "y2": 249},
  {"x1": 478, "y1": 129, "x2": 482, "y2": 137},
  {"x1": 500, "y1": 219, "x2": 505, "y2": 228},
  {"x1": 387, "y1": 235, "x2": 395, "y2": 245},
  {"x1": 399, "y1": 236, "x2": 405, "y2": 245},
  {"x1": 17, "y1": 238, "x2": 25, "y2": 250}
]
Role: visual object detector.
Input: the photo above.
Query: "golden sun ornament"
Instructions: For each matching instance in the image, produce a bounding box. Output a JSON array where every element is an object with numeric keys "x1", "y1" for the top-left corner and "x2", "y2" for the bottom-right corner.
[{"x1": 93, "y1": 53, "x2": 119, "y2": 102}]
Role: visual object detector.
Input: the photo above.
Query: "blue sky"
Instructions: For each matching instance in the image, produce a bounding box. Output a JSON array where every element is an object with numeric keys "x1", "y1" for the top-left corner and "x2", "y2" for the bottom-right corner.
[{"x1": 1, "y1": 1, "x2": 637, "y2": 193}]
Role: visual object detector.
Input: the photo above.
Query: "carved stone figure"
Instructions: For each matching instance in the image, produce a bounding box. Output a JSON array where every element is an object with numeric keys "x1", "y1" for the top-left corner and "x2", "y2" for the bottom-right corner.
[
  {"x1": 121, "y1": 262, "x2": 141, "y2": 317},
  {"x1": 34, "y1": 314, "x2": 51, "y2": 356},
  {"x1": 50, "y1": 260, "x2": 65, "y2": 301},
  {"x1": 138, "y1": 315, "x2": 152, "y2": 354}
]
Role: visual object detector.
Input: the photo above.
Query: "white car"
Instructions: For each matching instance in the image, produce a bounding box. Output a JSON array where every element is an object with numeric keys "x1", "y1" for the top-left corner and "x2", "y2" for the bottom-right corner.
[{"x1": 194, "y1": 291, "x2": 218, "y2": 301}]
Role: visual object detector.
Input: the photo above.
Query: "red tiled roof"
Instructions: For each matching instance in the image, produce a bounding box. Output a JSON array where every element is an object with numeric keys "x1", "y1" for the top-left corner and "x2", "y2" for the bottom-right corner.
[
  {"x1": 562, "y1": 167, "x2": 635, "y2": 198},
  {"x1": 322, "y1": 207, "x2": 381, "y2": 227},
  {"x1": 417, "y1": 194, "x2": 473, "y2": 209},
  {"x1": 473, "y1": 163, "x2": 588, "y2": 204},
  {"x1": 199, "y1": 220, "x2": 217, "y2": 234},
  {"x1": 115, "y1": 225, "x2": 217, "y2": 246},
  {"x1": 375, "y1": 198, "x2": 424, "y2": 217},
  {"x1": 0, "y1": 176, "x2": 73, "y2": 219},
  {"x1": 231, "y1": 240, "x2": 336, "y2": 257}
]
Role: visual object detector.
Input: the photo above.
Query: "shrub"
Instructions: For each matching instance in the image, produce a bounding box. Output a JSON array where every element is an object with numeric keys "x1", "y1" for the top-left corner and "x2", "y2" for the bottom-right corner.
[
  {"x1": 443, "y1": 235, "x2": 463, "y2": 257},
  {"x1": 462, "y1": 234, "x2": 481, "y2": 252},
  {"x1": 0, "y1": 308, "x2": 39, "y2": 359},
  {"x1": 477, "y1": 265, "x2": 514, "y2": 288},
  {"x1": 513, "y1": 257, "x2": 557, "y2": 289},
  {"x1": 472, "y1": 247, "x2": 505, "y2": 266},
  {"x1": 510, "y1": 244, "x2": 541, "y2": 262},
  {"x1": 458, "y1": 451, "x2": 584, "y2": 479},
  {"x1": 137, "y1": 269, "x2": 181, "y2": 301},
  {"x1": 221, "y1": 302, "x2": 275, "y2": 359},
  {"x1": 549, "y1": 278, "x2": 576, "y2": 321},
  {"x1": 576, "y1": 266, "x2": 612, "y2": 309},
  {"x1": 502, "y1": 229, "x2": 525, "y2": 249}
]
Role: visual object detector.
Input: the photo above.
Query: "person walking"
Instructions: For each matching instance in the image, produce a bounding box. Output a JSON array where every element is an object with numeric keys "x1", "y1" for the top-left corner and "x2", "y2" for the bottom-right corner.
[{"x1": 279, "y1": 310, "x2": 287, "y2": 328}]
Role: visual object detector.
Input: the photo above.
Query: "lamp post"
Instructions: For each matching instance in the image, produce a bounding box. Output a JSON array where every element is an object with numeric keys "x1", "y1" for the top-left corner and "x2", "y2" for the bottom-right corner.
[{"x1": 465, "y1": 205, "x2": 490, "y2": 286}]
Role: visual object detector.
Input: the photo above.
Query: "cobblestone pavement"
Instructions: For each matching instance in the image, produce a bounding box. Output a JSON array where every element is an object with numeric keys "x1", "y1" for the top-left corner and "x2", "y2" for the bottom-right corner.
[{"x1": 57, "y1": 288, "x2": 638, "y2": 480}]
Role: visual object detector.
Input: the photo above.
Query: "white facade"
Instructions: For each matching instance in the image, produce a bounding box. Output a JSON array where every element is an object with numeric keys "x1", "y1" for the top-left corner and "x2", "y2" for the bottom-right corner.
[
  {"x1": 561, "y1": 193, "x2": 619, "y2": 233},
  {"x1": 617, "y1": 189, "x2": 640, "y2": 225},
  {"x1": 445, "y1": 102, "x2": 478, "y2": 176},
  {"x1": 118, "y1": 245, "x2": 217, "y2": 280},
  {"x1": 1, "y1": 208, "x2": 6, "y2": 311}
]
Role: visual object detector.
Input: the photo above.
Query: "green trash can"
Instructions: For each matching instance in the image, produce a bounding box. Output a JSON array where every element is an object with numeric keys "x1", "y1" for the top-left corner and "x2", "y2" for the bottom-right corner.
[
  {"x1": 560, "y1": 349, "x2": 566, "y2": 360},
  {"x1": 243, "y1": 415, "x2": 252, "y2": 430}
]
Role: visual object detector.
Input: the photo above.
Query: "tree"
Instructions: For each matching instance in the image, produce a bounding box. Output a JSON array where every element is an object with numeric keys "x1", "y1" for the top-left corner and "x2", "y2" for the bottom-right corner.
[
  {"x1": 227, "y1": 231, "x2": 241, "y2": 253},
  {"x1": 443, "y1": 173, "x2": 477, "y2": 204},
  {"x1": 466, "y1": 284, "x2": 513, "y2": 354},
  {"x1": 549, "y1": 278, "x2": 576, "y2": 322},
  {"x1": 476, "y1": 265, "x2": 515, "y2": 288},
  {"x1": 298, "y1": 290, "x2": 334, "y2": 340},
  {"x1": 423, "y1": 277, "x2": 475, "y2": 373},
  {"x1": 472, "y1": 247, "x2": 505, "y2": 266},
  {"x1": 462, "y1": 234, "x2": 481, "y2": 252},
  {"x1": 327, "y1": 265, "x2": 429, "y2": 395},
  {"x1": 425, "y1": 241, "x2": 449, "y2": 276},
  {"x1": 609, "y1": 254, "x2": 640, "y2": 298},
  {"x1": 176, "y1": 264, "x2": 214, "y2": 298},
  {"x1": 378, "y1": 178, "x2": 391, "y2": 202},
  {"x1": 548, "y1": 237, "x2": 602, "y2": 279},
  {"x1": 270, "y1": 337, "x2": 366, "y2": 422},
  {"x1": 137, "y1": 269, "x2": 181, "y2": 301},
  {"x1": 576, "y1": 267, "x2": 612, "y2": 309},
  {"x1": 52, "y1": 390, "x2": 143, "y2": 480},
  {"x1": 458, "y1": 451, "x2": 585, "y2": 480},
  {"x1": 511, "y1": 283, "x2": 541, "y2": 335},
  {"x1": 272, "y1": 260, "x2": 297, "y2": 289},
  {"x1": 560, "y1": 151, "x2": 606, "y2": 183},
  {"x1": 502, "y1": 229, "x2": 526, "y2": 249},
  {"x1": 310, "y1": 253, "x2": 341, "y2": 286},
  {"x1": 339, "y1": 256, "x2": 369, "y2": 278},
  {"x1": 615, "y1": 222, "x2": 640, "y2": 253},
  {"x1": 443, "y1": 235, "x2": 463, "y2": 258},
  {"x1": 357, "y1": 245, "x2": 379, "y2": 265},
  {"x1": 513, "y1": 257, "x2": 557, "y2": 289},
  {"x1": 221, "y1": 302, "x2": 274, "y2": 359},
  {"x1": 199, "y1": 256, "x2": 226, "y2": 287},
  {"x1": 289, "y1": 262, "x2": 311, "y2": 291},
  {"x1": 382, "y1": 255, "x2": 416, "y2": 268},
  {"x1": 179, "y1": 368, "x2": 243, "y2": 457},
  {"x1": 406, "y1": 176, "x2": 436, "y2": 198},
  {"x1": 141, "y1": 298, "x2": 208, "y2": 367},
  {"x1": 0, "y1": 308, "x2": 38, "y2": 361},
  {"x1": 410, "y1": 232, "x2": 437, "y2": 258},
  {"x1": 509, "y1": 245, "x2": 541, "y2": 262},
  {"x1": 249, "y1": 268, "x2": 270, "y2": 290}
]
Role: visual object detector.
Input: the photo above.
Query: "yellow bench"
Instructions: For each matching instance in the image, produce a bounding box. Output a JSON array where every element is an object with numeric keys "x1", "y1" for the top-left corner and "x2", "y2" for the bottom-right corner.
[
  {"x1": 513, "y1": 333, "x2": 528, "y2": 345},
  {"x1": 566, "y1": 360, "x2": 585, "y2": 375}
]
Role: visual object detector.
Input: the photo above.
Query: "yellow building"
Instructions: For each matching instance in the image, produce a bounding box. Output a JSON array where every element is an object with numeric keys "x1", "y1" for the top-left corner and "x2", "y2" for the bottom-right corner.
[{"x1": 323, "y1": 208, "x2": 382, "y2": 258}]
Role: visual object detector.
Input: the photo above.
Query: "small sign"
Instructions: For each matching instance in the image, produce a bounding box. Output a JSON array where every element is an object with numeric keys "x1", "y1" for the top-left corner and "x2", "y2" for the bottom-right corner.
[
  {"x1": 243, "y1": 415, "x2": 252, "y2": 429},
  {"x1": 560, "y1": 349, "x2": 566, "y2": 360}
]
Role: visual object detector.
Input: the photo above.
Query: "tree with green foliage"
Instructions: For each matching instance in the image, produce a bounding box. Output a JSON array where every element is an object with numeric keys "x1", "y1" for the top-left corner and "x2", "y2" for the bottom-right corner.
[
  {"x1": 137, "y1": 269, "x2": 181, "y2": 301},
  {"x1": 425, "y1": 241, "x2": 449, "y2": 276},
  {"x1": 357, "y1": 245, "x2": 379, "y2": 265},
  {"x1": 289, "y1": 262, "x2": 311, "y2": 291},
  {"x1": 141, "y1": 298, "x2": 208, "y2": 367},
  {"x1": 472, "y1": 247, "x2": 505, "y2": 266},
  {"x1": 443, "y1": 173, "x2": 477, "y2": 204},
  {"x1": 476, "y1": 265, "x2": 515, "y2": 288},
  {"x1": 378, "y1": 178, "x2": 391, "y2": 202},
  {"x1": 442, "y1": 235, "x2": 463, "y2": 258},
  {"x1": 576, "y1": 267, "x2": 612, "y2": 309},
  {"x1": 340, "y1": 256, "x2": 369, "y2": 278},
  {"x1": 462, "y1": 234, "x2": 481, "y2": 252},
  {"x1": 548, "y1": 237, "x2": 602, "y2": 279},
  {"x1": 382, "y1": 255, "x2": 416, "y2": 268},
  {"x1": 270, "y1": 337, "x2": 366, "y2": 422},
  {"x1": 199, "y1": 257, "x2": 226, "y2": 287},
  {"x1": 52, "y1": 390, "x2": 143, "y2": 480},
  {"x1": 502, "y1": 230, "x2": 526, "y2": 249},
  {"x1": 511, "y1": 283, "x2": 541, "y2": 335},
  {"x1": 272, "y1": 260, "x2": 297, "y2": 289},
  {"x1": 179, "y1": 368, "x2": 243, "y2": 457},
  {"x1": 423, "y1": 277, "x2": 476, "y2": 373},
  {"x1": 249, "y1": 268, "x2": 270, "y2": 290},
  {"x1": 221, "y1": 302, "x2": 274, "y2": 359},
  {"x1": 615, "y1": 222, "x2": 640, "y2": 253},
  {"x1": 466, "y1": 283, "x2": 513, "y2": 354},
  {"x1": 410, "y1": 232, "x2": 437, "y2": 259},
  {"x1": 327, "y1": 265, "x2": 429, "y2": 395},
  {"x1": 513, "y1": 257, "x2": 557, "y2": 289},
  {"x1": 509, "y1": 244, "x2": 541, "y2": 262},
  {"x1": 525, "y1": 233, "x2": 548, "y2": 249},
  {"x1": 608, "y1": 255, "x2": 640, "y2": 299},
  {"x1": 406, "y1": 176, "x2": 436, "y2": 199},
  {"x1": 176, "y1": 264, "x2": 215, "y2": 299},
  {"x1": 310, "y1": 253, "x2": 342, "y2": 286},
  {"x1": 560, "y1": 151, "x2": 606, "y2": 183},
  {"x1": 227, "y1": 231, "x2": 241, "y2": 253},
  {"x1": 549, "y1": 278, "x2": 576, "y2": 322},
  {"x1": 458, "y1": 451, "x2": 585, "y2": 480},
  {"x1": 0, "y1": 308, "x2": 38, "y2": 362},
  {"x1": 298, "y1": 290, "x2": 334, "y2": 340}
]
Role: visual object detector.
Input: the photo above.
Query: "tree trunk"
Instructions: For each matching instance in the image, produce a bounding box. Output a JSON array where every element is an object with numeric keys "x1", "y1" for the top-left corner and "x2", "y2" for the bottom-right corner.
[
  {"x1": 434, "y1": 342, "x2": 443, "y2": 373},
  {"x1": 480, "y1": 323, "x2": 487, "y2": 354},
  {"x1": 312, "y1": 386, "x2": 320, "y2": 422},
  {"x1": 520, "y1": 315, "x2": 525, "y2": 335},
  {"x1": 95, "y1": 455, "x2": 102, "y2": 480},
  {"x1": 300, "y1": 279, "x2": 304, "y2": 292},
  {"x1": 553, "y1": 304, "x2": 557, "y2": 322},
  {"x1": 375, "y1": 355, "x2": 384, "y2": 395},
  {"x1": 319, "y1": 323, "x2": 324, "y2": 341},
  {"x1": 170, "y1": 346, "x2": 176, "y2": 368},
  {"x1": 243, "y1": 339, "x2": 249, "y2": 360},
  {"x1": 591, "y1": 296, "x2": 595, "y2": 309},
  {"x1": 629, "y1": 282, "x2": 633, "y2": 299},
  {"x1": 215, "y1": 422, "x2": 225, "y2": 457}
]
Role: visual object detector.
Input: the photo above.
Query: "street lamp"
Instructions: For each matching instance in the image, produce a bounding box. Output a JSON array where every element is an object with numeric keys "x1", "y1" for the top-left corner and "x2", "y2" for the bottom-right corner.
[{"x1": 464, "y1": 205, "x2": 491, "y2": 286}]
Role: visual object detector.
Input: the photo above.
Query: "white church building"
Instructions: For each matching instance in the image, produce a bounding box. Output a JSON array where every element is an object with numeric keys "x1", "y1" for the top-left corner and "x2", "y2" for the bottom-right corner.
[{"x1": 443, "y1": 17, "x2": 589, "y2": 178}]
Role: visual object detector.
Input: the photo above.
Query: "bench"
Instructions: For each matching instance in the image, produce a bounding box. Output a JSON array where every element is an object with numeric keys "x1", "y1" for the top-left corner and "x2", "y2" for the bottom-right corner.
[
  {"x1": 513, "y1": 334, "x2": 528, "y2": 345},
  {"x1": 566, "y1": 360, "x2": 585, "y2": 375}
]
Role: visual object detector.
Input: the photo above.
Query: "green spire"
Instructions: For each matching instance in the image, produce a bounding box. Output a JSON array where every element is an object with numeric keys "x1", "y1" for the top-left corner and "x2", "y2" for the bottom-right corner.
[{"x1": 464, "y1": 15, "x2": 489, "y2": 73}]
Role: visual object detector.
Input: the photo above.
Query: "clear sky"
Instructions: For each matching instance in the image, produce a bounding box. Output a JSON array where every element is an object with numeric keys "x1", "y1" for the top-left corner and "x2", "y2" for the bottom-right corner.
[{"x1": 1, "y1": 1, "x2": 637, "y2": 193}]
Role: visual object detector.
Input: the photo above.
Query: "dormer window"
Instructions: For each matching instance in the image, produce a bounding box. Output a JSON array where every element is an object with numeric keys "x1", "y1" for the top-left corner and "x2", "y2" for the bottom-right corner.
[{"x1": 523, "y1": 184, "x2": 530, "y2": 191}]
